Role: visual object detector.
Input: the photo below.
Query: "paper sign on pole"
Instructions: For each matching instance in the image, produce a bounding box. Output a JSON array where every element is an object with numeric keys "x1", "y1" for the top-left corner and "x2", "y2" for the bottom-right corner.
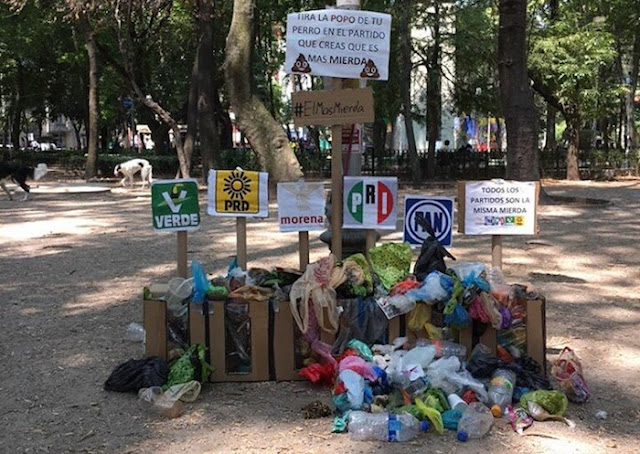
[
  {"x1": 207, "y1": 169, "x2": 269, "y2": 217},
  {"x1": 277, "y1": 182, "x2": 326, "y2": 232},
  {"x1": 285, "y1": 9, "x2": 392, "y2": 80},
  {"x1": 343, "y1": 176, "x2": 397, "y2": 229},
  {"x1": 291, "y1": 88, "x2": 374, "y2": 127},
  {"x1": 151, "y1": 179, "x2": 200, "y2": 232},
  {"x1": 404, "y1": 197, "x2": 454, "y2": 247},
  {"x1": 461, "y1": 180, "x2": 538, "y2": 235}
]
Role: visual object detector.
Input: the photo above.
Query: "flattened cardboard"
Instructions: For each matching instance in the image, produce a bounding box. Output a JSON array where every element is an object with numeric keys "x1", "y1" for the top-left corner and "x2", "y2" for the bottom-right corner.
[
  {"x1": 189, "y1": 299, "x2": 270, "y2": 382},
  {"x1": 143, "y1": 284, "x2": 168, "y2": 360},
  {"x1": 292, "y1": 88, "x2": 375, "y2": 127},
  {"x1": 273, "y1": 301, "x2": 304, "y2": 381},
  {"x1": 458, "y1": 297, "x2": 547, "y2": 375}
]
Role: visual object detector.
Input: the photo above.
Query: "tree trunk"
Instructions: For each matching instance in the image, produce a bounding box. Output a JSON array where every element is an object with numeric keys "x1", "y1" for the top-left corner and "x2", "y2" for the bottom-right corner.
[
  {"x1": 498, "y1": 0, "x2": 539, "y2": 180},
  {"x1": 197, "y1": 0, "x2": 220, "y2": 181},
  {"x1": 83, "y1": 21, "x2": 99, "y2": 180},
  {"x1": 398, "y1": 0, "x2": 420, "y2": 183},
  {"x1": 11, "y1": 63, "x2": 24, "y2": 150},
  {"x1": 565, "y1": 109, "x2": 580, "y2": 180},
  {"x1": 426, "y1": 3, "x2": 441, "y2": 180},
  {"x1": 224, "y1": 0, "x2": 302, "y2": 183},
  {"x1": 183, "y1": 46, "x2": 199, "y2": 176},
  {"x1": 627, "y1": 31, "x2": 640, "y2": 149},
  {"x1": 544, "y1": 106, "x2": 556, "y2": 150}
]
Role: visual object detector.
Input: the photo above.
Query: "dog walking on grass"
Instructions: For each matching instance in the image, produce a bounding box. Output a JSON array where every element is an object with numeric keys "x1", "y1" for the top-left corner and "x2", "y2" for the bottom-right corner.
[
  {"x1": 114, "y1": 158, "x2": 153, "y2": 188},
  {"x1": 0, "y1": 162, "x2": 48, "y2": 201}
]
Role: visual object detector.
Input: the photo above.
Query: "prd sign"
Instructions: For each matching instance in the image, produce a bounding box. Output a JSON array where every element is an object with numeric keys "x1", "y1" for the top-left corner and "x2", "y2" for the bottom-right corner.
[
  {"x1": 151, "y1": 179, "x2": 200, "y2": 232},
  {"x1": 403, "y1": 197, "x2": 454, "y2": 247},
  {"x1": 207, "y1": 169, "x2": 269, "y2": 217},
  {"x1": 343, "y1": 176, "x2": 397, "y2": 230}
]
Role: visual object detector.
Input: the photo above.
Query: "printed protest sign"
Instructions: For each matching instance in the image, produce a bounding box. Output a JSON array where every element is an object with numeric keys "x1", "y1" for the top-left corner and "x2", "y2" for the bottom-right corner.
[
  {"x1": 285, "y1": 9, "x2": 392, "y2": 80},
  {"x1": 343, "y1": 176, "x2": 397, "y2": 229},
  {"x1": 151, "y1": 179, "x2": 200, "y2": 232},
  {"x1": 207, "y1": 169, "x2": 269, "y2": 217},
  {"x1": 460, "y1": 180, "x2": 538, "y2": 235},
  {"x1": 291, "y1": 88, "x2": 374, "y2": 127},
  {"x1": 277, "y1": 182, "x2": 326, "y2": 232},
  {"x1": 404, "y1": 197, "x2": 454, "y2": 247}
]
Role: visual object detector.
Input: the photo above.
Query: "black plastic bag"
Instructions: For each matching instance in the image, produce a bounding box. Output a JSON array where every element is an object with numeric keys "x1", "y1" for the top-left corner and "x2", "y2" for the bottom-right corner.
[
  {"x1": 104, "y1": 356, "x2": 169, "y2": 392},
  {"x1": 332, "y1": 297, "x2": 389, "y2": 356},
  {"x1": 413, "y1": 216, "x2": 456, "y2": 281}
]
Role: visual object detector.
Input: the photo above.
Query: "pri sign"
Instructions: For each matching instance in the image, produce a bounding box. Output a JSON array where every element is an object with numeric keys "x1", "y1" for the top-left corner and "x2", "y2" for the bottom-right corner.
[
  {"x1": 207, "y1": 169, "x2": 269, "y2": 217},
  {"x1": 151, "y1": 179, "x2": 200, "y2": 232},
  {"x1": 343, "y1": 176, "x2": 397, "y2": 229},
  {"x1": 277, "y1": 182, "x2": 326, "y2": 232},
  {"x1": 461, "y1": 180, "x2": 538, "y2": 235},
  {"x1": 404, "y1": 197, "x2": 454, "y2": 247},
  {"x1": 285, "y1": 9, "x2": 392, "y2": 80}
]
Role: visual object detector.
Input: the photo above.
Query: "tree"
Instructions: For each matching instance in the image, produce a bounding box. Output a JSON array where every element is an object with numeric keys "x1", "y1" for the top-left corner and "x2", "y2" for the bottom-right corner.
[
  {"x1": 529, "y1": 3, "x2": 618, "y2": 180},
  {"x1": 497, "y1": 0, "x2": 539, "y2": 181},
  {"x1": 224, "y1": 0, "x2": 302, "y2": 183}
]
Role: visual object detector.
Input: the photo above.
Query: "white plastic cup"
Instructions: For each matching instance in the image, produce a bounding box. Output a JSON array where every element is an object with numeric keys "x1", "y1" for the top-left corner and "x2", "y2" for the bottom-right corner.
[{"x1": 448, "y1": 393, "x2": 468, "y2": 412}]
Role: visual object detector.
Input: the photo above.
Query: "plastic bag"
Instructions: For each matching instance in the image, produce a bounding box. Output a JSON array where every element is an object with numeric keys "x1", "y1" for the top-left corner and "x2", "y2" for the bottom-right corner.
[
  {"x1": 407, "y1": 304, "x2": 432, "y2": 333},
  {"x1": 332, "y1": 297, "x2": 389, "y2": 356},
  {"x1": 413, "y1": 217, "x2": 456, "y2": 281},
  {"x1": 191, "y1": 260, "x2": 210, "y2": 304},
  {"x1": 369, "y1": 243, "x2": 413, "y2": 290},
  {"x1": 338, "y1": 369, "x2": 365, "y2": 410},
  {"x1": 376, "y1": 294, "x2": 416, "y2": 319},
  {"x1": 449, "y1": 262, "x2": 485, "y2": 282},
  {"x1": 406, "y1": 271, "x2": 451, "y2": 303},
  {"x1": 104, "y1": 356, "x2": 169, "y2": 392},
  {"x1": 519, "y1": 390, "x2": 568, "y2": 416},
  {"x1": 551, "y1": 347, "x2": 590, "y2": 403},
  {"x1": 165, "y1": 344, "x2": 212, "y2": 388}
]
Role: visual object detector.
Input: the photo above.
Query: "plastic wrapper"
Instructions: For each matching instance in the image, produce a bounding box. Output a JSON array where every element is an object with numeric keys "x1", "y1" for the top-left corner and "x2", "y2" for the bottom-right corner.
[
  {"x1": 507, "y1": 405, "x2": 533, "y2": 435},
  {"x1": 449, "y1": 262, "x2": 486, "y2": 281},
  {"x1": 376, "y1": 294, "x2": 416, "y2": 319},
  {"x1": 518, "y1": 390, "x2": 568, "y2": 416}
]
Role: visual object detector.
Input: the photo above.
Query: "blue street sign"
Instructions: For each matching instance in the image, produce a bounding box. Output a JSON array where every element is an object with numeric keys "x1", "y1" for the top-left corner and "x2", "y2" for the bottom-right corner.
[{"x1": 403, "y1": 196, "x2": 454, "y2": 247}]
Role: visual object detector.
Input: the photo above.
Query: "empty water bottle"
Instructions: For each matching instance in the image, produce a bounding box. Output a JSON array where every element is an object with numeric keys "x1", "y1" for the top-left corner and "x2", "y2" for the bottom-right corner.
[
  {"x1": 457, "y1": 402, "x2": 494, "y2": 441},
  {"x1": 487, "y1": 369, "x2": 516, "y2": 417},
  {"x1": 348, "y1": 411, "x2": 428, "y2": 442},
  {"x1": 416, "y1": 339, "x2": 467, "y2": 361},
  {"x1": 125, "y1": 322, "x2": 146, "y2": 342}
]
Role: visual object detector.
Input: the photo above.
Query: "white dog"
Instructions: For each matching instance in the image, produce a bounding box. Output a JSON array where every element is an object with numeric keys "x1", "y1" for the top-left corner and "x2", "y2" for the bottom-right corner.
[{"x1": 114, "y1": 158, "x2": 153, "y2": 188}]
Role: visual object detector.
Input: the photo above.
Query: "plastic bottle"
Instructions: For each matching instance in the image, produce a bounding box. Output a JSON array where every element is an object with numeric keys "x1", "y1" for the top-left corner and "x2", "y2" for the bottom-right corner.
[
  {"x1": 138, "y1": 387, "x2": 184, "y2": 419},
  {"x1": 457, "y1": 402, "x2": 494, "y2": 441},
  {"x1": 404, "y1": 376, "x2": 429, "y2": 397},
  {"x1": 487, "y1": 369, "x2": 516, "y2": 417},
  {"x1": 348, "y1": 411, "x2": 428, "y2": 442},
  {"x1": 416, "y1": 339, "x2": 467, "y2": 361}
]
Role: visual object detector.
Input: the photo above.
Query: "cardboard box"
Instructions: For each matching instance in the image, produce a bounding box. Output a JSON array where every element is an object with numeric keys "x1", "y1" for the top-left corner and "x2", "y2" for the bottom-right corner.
[
  {"x1": 143, "y1": 284, "x2": 169, "y2": 360},
  {"x1": 273, "y1": 300, "x2": 304, "y2": 381},
  {"x1": 190, "y1": 299, "x2": 270, "y2": 382},
  {"x1": 459, "y1": 297, "x2": 547, "y2": 375}
]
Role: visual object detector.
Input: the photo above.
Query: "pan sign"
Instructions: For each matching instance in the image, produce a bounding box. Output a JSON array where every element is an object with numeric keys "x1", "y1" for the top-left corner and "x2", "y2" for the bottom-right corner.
[
  {"x1": 403, "y1": 197, "x2": 454, "y2": 247},
  {"x1": 285, "y1": 9, "x2": 392, "y2": 80},
  {"x1": 207, "y1": 169, "x2": 269, "y2": 217},
  {"x1": 151, "y1": 179, "x2": 200, "y2": 232},
  {"x1": 343, "y1": 176, "x2": 397, "y2": 229}
]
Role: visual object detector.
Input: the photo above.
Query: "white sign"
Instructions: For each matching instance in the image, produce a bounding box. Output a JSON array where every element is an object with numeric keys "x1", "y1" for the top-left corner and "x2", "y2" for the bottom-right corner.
[
  {"x1": 277, "y1": 182, "x2": 326, "y2": 232},
  {"x1": 463, "y1": 180, "x2": 537, "y2": 235},
  {"x1": 404, "y1": 197, "x2": 454, "y2": 247},
  {"x1": 343, "y1": 176, "x2": 397, "y2": 229},
  {"x1": 285, "y1": 9, "x2": 391, "y2": 80}
]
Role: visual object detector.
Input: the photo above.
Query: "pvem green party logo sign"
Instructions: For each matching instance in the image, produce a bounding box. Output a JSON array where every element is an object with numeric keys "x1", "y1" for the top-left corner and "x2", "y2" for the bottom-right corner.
[{"x1": 151, "y1": 179, "x2": 200, "y2": 232}]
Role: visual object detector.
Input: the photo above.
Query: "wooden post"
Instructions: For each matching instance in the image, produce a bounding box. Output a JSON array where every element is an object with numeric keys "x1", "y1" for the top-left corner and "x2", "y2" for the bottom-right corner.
[
  {"x1": 236, "y1": 217, "x2": 247, "y2": 269},
  {"x1": 491, "y1": 235, "x2": 502, "y2": 269},
  {"x1": 299, "y1": 231, "x2": 309, "y2": 270},
  {"x1": 177, "y1": 231, "x2": 188, "y2": 278},
  {"x1": 330, "y1": 79, "x2": 344, "y2": 258},
  {"x1": 365, "y1": 229, "x2": 376, "y2": 258}
]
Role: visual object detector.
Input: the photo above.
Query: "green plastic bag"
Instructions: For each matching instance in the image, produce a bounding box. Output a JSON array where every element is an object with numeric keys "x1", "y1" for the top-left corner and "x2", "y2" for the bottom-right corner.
[
  {"x1": 369, "y1": 243, "x2": 412, "y2": 290},
  {"x1": 519, "y1": 390, "x2": 568, "y2": 416},
  {"x1": 415, "y1": 397, "x2": 444, "y2": 434}
]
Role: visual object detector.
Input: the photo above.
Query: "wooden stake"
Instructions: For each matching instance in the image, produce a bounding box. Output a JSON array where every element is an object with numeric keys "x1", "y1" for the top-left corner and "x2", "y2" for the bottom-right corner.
[
  {"x1": 299, "y1": 231, "x2": 309, "y2": 270},
  {"x1": 365, "y1": 229, "x2": 376, "y2": 258},
  {"x1": 491, "y1": 235, "x2": 502, "y2": 269},
  {"x1": 177, "y1": 231, "x2": 188, "y2": 278},
  {"x1": 236, "y1": 217, "x2": 247, "y2": 269}
]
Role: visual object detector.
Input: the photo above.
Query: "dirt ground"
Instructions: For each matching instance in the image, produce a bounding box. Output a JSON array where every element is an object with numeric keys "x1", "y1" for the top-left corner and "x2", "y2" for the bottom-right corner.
[{"x1": 1, "y1": 170, "x2": 639, "y2": 454}]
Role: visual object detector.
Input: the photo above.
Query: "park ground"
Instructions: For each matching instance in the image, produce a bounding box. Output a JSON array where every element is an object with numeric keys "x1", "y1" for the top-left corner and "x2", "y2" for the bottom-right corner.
[{"x1": 0, "y1": 170, "x2": 639, "y2": 454}]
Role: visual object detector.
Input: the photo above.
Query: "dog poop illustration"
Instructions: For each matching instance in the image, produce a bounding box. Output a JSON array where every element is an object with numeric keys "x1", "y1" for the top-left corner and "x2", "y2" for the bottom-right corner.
[
  {"x1": 360, "y1": 59, "x2": 380, "y2": 78},
  {"x1": 291, "y1": 54, "x2": 312, "y2": 73}
]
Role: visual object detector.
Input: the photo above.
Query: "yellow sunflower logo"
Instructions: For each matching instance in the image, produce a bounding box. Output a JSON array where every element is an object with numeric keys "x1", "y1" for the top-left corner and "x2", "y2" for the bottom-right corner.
[{"x1": 223, "y1": 170, "x2": 251, "y2": 200}]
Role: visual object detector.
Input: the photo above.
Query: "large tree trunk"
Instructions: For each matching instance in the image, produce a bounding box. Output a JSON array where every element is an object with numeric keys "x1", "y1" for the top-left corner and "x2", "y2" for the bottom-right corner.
[
  {"x1": 425, "y1": 2, "x2": 441, "y2": 180},
  {"x1": 197, "y1": 0, "x2": 220, "y2": 181},
  {"x1": 544, "y1": 107, "x2": 556, "y2": 150},
  {"x1": 183, "y1": 47, "x2": 199, "y2": 176},
  {"x1": 224, "y1": 0, "x2": 302, "y2": 183},
  {"x1": 627, "y1": 31, "x2": 640, "y2": 149},
  {"x1": 498, "y1": 0, "x2": 539, "y2": 180},
  {"x1": 11, "y1": 63, "x2": 24, "y2": 151},
  {"x1": 398, "y1": 0, "x2": 420, "y2": 183},
  {"x1": 83, "y1": 24, "x2": 99, "y2": 180},
  {"x1": 565, "y1": 108, "x2": 581, "y2": 180}
]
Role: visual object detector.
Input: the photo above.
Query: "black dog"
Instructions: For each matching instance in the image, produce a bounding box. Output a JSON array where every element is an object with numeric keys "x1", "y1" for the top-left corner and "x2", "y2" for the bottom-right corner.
[{"x1": 0, "y1": 163, "x2": 48, "y2": 201}]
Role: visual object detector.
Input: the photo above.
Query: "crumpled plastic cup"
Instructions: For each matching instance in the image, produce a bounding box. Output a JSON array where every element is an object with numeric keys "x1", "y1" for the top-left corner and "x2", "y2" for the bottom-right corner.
[{"x1": 165, "y1": 277, "x2": 194, "y2": 305}]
